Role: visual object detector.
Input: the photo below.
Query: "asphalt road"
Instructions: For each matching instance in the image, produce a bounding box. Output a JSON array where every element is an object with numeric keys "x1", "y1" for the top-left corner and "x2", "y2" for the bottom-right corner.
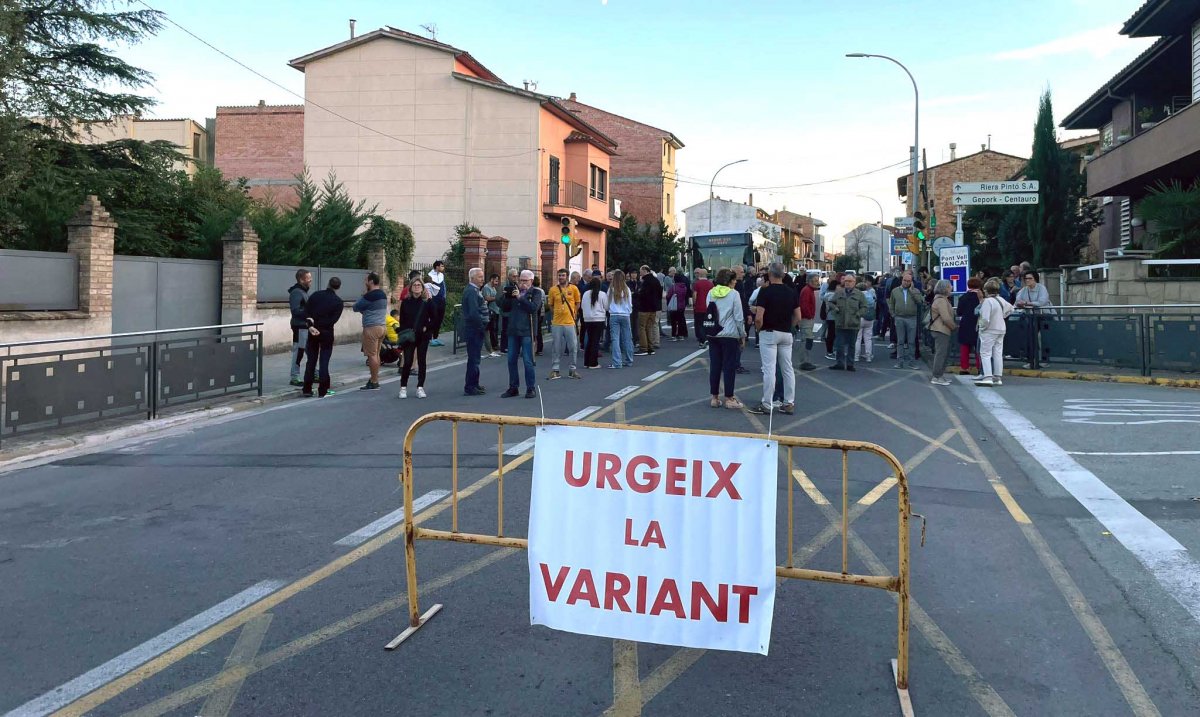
[{"x1": 2, "y1": 337, "x2": 1199, "y2": 716}]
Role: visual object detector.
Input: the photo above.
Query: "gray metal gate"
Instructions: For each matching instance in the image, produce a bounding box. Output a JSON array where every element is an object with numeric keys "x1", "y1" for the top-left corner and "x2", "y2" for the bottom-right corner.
[{"x1": 112, "y1": 256, "x2": 221, "y2": 334}]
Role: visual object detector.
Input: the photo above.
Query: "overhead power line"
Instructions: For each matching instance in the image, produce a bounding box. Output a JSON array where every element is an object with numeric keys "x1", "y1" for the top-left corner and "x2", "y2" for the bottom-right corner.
[
  {"x1": 136, "y1": 1, "x2": 540, "y2": 160},
  {"x1": 662, "y1": 159, "x2": 910, "y2": 191}
]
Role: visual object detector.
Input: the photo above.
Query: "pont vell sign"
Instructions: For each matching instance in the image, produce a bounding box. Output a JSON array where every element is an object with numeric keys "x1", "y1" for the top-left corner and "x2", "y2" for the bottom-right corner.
[{"x1": 528, "y1": 424, "x2": 778, "y2": 654}]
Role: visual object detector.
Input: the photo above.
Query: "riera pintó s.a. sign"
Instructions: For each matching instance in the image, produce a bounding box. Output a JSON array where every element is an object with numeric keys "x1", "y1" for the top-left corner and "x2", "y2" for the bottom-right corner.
[{"x1": 528, "y1": 425, "x2": 778, "y2": 654}]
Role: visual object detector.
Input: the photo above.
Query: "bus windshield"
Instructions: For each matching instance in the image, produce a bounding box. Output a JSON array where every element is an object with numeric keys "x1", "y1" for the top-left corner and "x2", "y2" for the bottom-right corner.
[{"x1": 690, "y1": 233, "x2": 752, "y2": 273}]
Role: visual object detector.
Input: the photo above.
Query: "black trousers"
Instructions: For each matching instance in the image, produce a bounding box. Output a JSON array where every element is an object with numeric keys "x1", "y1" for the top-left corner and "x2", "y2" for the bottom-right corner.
[
  {"x1": 487, "y1": 314, "x2": 499, "y2": 352},
  {"x1": 302, "y1": 330, "x2": 335, "y2": 396},
  {"x1": 583, "y1": 321, "x2": 605, "y2": 367},
  {"x1": 401, "y1": 338, "x2": 430, "y2": 387}
]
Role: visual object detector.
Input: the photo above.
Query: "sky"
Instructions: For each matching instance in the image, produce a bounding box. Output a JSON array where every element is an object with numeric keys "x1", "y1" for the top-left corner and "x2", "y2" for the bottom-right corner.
[{"x1": 119, "y1": 0, "x2": 1156, "y2": 254}]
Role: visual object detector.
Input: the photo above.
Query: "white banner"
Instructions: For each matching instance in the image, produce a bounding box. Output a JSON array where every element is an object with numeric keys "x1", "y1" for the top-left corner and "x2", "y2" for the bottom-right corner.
[{"x1": 528, "y1": 425, "x2": 778, "y2": 654}]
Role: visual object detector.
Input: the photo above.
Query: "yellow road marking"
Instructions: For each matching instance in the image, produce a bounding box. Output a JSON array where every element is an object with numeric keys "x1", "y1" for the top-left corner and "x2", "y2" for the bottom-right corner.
[
  {"x1": 801, "y1": 372, "x2": 977, "y2": 463},
  {"x1": 791, "y1": 469, "x2": 830, "y2": 505},
  {"x1": 116, "y1": 549, "x2": 518, "y2": 717},
  {"x1": 605, "y1": 640, "x2": 643, "y2": 717},
  {"x1": 637, "y1": 648, "x2": 706, "y2": 704},
  {"x1": 154, "y1": 612, "x2": 272, "y2": 717},
  {"x1": 53, "y1": 454, "x2": 531, "y2": 717},
  {"x1": 933, "y1": 390, "x2": 1160, "y2": 717}
]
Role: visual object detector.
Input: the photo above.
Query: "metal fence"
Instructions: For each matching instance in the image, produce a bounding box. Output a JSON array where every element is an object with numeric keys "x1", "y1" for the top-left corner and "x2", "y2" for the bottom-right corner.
[
  {"x1": 112, "y1": 255, "x2": 221, "y2": 335},
  {"x1": 0, "y1": 249, "x2": 79, "y2": 311},
  {"x1": 257, "y1": 264, "x2": 372, "y2": 302},
  {"x1": 0, "y1": 323, "x2": 262, "y2": 446},
  {"x1": 1006, "y1": 305, "x2": 1200, "y2": 375}
]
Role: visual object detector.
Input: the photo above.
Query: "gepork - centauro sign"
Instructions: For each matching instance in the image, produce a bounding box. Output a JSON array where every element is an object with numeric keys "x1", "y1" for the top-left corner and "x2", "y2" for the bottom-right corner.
[{"x1": 528, "y1": 424, "x2": 778, "y2": 654}]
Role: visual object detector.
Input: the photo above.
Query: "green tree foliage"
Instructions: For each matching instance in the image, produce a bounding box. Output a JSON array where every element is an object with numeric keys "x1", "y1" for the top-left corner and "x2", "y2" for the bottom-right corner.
[
  {"x1": 1137, "y1": 180, "x2": 1200, "y2": 260},
  {"x1": 1022, "y1": 91, "x2": 1101, "y2": 267},
  {"x1": 360, "y1": 215, "x2": 414, "y2": 285},
  {"x1": 250, "y1": 169, "x2": 379, "y2": 269},
  {"x1": 606, "y1": 214, "x2": 684, "y2": 271},
  {"x1": 0, "y1": 0, "x2": 162, "y2": 136},
  {"x1": 833, "y1": 252, "x2": 862, "y2": 272}
]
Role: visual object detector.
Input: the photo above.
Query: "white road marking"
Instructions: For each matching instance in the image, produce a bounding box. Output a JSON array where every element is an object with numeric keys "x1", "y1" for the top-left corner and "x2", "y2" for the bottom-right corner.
[
  {"x1": 670, "y1": 349, "x2": 706, "y2": 368},
  {"x1": 1069, "y1": 450, "x2": 1200, "y2": 456},
  {"x1": 503, "y1": 405, "x2": 601, "y2": 455},
  {"x1": 1062, "y1": 398, "x2": 1200, "y2": 424},
  {"x1": 642, "y1": 371, "x2": 668, "y2": 382},
  {"x1": 605, "y1": 386, "x2": 639, "y2": 401},
  {"x1": 966, "y1": 380, "x2": 1200, "y2": 624},
  {"x1": 333, "y1": 490, "x2": 449, "y2": 546},
  {"x1": 6, "y1": 580, "x2": 286, "y2": 717}
]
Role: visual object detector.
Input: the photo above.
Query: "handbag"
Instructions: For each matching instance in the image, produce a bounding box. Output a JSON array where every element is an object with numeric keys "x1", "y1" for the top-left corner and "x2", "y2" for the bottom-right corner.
[
  {"x1": 666, "y1": 294, "x2": 678, "y2": 312},
  {"x1": 396, "y1": 328, "x2": 416, "y2": 346}
]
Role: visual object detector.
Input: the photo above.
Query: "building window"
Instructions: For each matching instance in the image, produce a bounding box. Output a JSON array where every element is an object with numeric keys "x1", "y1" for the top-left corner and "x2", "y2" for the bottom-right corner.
[
  {"x1": 666, "y1": 193, "x2": 671, "y2": 214},
  {"x1": 549, "y1": 156, "x2": 560, "y2": 204},
  {"x1": 1119, "y1": 197, "x2": 1132, "y2": 247},
  {"x1": 590, "y1": 165, "x2": 607, "y2": 201},
  {"x1": 663, "y1": 141, "x2": 667, "y2": 157},
  {"x1": 1101, "y1": 123, "x2": 1114, "y2": 150},
  {"x1": 192, "y1": 132, "x2": 201, "y2": 159}
]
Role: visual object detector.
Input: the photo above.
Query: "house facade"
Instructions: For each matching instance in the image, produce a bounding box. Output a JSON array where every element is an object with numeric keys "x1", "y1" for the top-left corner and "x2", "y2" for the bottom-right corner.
[
  {"x1": 560, "y1": 95, "x2": 684, "y2": 232},
  {"x1": 896, "y1": 148, "x2": 1028, "y2": 244},
  {"x1": 768, "y1": 209, "x2": 826, "y2": 270},
  {"x1": 1062, "y1": 0, "x2": 1200, "y2": 254},
  {"x1": 288, "y1": 28, "x2": 619, "y2": 267},
  {"x1": 75, "y1": 116, "x2": 208, "y2": 175},
  {"x1": 213, "y1": 102, "x2": 305, "y2": 204},
  {"x1": 842, "y1": 223, "x2": 893, "y2": 274}
]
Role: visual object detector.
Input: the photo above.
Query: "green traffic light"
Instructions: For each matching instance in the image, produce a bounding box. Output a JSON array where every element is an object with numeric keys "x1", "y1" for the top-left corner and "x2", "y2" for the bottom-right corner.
[
  {"x1": 561, "y1": 233, "x2": 571, "y2": 244},
  {"x1": 915, "y1": 229, "x2": 926, "y2": 241}
]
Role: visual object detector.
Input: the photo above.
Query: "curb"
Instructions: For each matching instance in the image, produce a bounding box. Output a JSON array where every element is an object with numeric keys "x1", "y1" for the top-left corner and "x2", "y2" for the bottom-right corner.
[{"x1": 1004, "y1": 368, "x2": 1200, "y2": 389}]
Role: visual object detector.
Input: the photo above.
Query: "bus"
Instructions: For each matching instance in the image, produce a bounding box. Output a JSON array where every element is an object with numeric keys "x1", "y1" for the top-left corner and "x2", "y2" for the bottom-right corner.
[{"x1": 686, "y1": 231, "x2": 780, "y2": 275}]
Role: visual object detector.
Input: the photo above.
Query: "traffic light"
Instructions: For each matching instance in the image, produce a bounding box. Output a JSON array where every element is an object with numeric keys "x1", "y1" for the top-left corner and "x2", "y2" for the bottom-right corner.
[
  {"x1": 913, "y1": 211, "x2": 927, "y2": 246},
  {"x1": 560, "y1": 217, "x2": 572, "y2": 245},
  {"x1": 568, "y1": 218, "x2": 583, "y2": 258}
]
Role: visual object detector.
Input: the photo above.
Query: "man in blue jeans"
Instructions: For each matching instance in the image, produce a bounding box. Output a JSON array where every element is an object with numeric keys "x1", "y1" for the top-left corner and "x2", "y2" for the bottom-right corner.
[
  {"x1": 501, "y1": 270, "x2": 543, "y2": 398},
  {"x1": 462, "y1": 267, "x2": 489, "y2": 396}
]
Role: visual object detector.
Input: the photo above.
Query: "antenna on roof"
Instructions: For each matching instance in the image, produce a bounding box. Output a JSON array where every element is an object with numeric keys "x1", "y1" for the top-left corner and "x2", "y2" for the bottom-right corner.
[
  {"x1": 522, "y1": 80, "x2": 538, "y2": 91},
  {"x1": 349, "y1": 18, "x2": 356, "y2": 39},
  {"x1": 420, "y1": 23, "x2": 438, "y2": 40}
]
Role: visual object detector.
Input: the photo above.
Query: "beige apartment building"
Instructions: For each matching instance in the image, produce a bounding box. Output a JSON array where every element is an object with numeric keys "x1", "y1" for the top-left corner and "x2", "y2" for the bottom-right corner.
[
  {"x1": 75, "y1": 116, "x2": 208, "y2": 175},
  {"x1": 288, "y1": 28, "x2": 619, "y2": 266}
]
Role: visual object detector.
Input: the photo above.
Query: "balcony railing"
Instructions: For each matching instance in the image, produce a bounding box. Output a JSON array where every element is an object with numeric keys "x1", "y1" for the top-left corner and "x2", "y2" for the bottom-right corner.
[{"x1": 546, "y1": 180, "x2": 587, "y2": 210}]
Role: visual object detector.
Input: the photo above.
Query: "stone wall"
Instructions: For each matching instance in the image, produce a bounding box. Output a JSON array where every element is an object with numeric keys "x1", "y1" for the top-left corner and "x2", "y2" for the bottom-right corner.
[{"x1": 1065, "y1": 257, "x2": 1200, "y2": 305}]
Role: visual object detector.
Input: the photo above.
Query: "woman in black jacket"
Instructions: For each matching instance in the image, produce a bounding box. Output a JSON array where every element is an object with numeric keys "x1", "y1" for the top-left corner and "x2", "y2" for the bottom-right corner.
[
  {"x1": 956, "y1": 277, "x2": 983, "y2": 375},
  {"x1": 397, "y1": 280, "x2": 438, "y2": 399}
]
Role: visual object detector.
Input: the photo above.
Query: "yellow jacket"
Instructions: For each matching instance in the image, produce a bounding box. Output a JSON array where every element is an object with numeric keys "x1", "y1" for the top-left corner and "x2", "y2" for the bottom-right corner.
[
  {"x1": 546, "y1": 283, "x2": 580, "y2": 326},
  {"x1": 385, "y1": 314, "x2": 400, "y2": 343}
]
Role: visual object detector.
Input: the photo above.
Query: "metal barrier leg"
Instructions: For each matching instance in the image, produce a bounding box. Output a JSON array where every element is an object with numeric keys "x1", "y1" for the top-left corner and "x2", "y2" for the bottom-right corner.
[
  {"x1": 895, "y1": 463, "x2": 912, "y2": 697},
  {"x1": 385, "y1": 431, "x2": 443, "y2": 650}
]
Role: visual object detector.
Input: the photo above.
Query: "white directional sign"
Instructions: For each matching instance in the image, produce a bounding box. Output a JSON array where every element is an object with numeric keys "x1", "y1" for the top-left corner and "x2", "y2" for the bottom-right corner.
[
  {"x1": 953, "y1": 193, "x2": 1039, "y2": 206},
  {"x1": 953, "y1": 181, "x2": 1039, "y2": 193},
  {"x1": 894, "y1": 216, "x2": 915, "y2": 227}
]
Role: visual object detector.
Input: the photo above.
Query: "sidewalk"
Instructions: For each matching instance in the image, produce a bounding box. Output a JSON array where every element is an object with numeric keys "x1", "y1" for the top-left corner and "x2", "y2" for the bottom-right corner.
[{"x1": 260, "y1": 341, "x2": 463, "y2": 398}]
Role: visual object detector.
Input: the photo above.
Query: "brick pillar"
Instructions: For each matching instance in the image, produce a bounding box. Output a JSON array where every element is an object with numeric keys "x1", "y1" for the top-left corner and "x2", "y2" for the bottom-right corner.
[
  {"x1": 66, "y1": 195, "x2": 116, "y2": 318},
  {"x1": 539, "y1": 240, "x2": 559, "y2": 292},
  {"x1": 462, "y1": 231, "x2": 487, "y2": 281},
  {"x1": 486, "y1": 236, "x2": 509, "y2": 281},
  {"x1": 221, "y1": 218, "x2": 259, "y2": 325},
  {"x1": 366, "y1": 244, "x2": 388, "y2": 291}
]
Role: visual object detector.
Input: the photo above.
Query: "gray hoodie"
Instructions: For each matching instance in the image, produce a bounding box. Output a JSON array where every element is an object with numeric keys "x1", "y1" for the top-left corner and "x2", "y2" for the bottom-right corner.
[{"x1": 707, "y1": 286, "x2": 746, "y2": 340}]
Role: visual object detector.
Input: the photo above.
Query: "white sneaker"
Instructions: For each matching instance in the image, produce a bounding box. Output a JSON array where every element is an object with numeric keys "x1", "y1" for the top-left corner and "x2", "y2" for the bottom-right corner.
[
  {"x1": 975, "y1": 377, "x2": 994, "y2": 387},
  {"x1": 417, "y1": 387, "x2": 427, "y2": 399},
  {"x1": 488, "y1": 352, "x2": 501, "y2": 358},
  {"x1": 398, "y1": 387, "x2": 408, "y2": 399},
  {"x1": 972, "y1": 374, "x2": 990, "y2": 382},
  {"x1": 992, "y1": 379, "x2": 1003, "y2": 386}
]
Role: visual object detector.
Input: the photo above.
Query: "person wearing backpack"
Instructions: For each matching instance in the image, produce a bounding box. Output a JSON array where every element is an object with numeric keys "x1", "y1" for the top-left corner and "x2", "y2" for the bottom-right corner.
[
  {"x1": 705, "y1": 268, "x2": 747, "y2": 409},
  {"x1": 975, "y1": 278, "x2": 1014, "y2": 387},
  {"x1": 855, "y1": 274, "x2": 878, "y2": 363}
]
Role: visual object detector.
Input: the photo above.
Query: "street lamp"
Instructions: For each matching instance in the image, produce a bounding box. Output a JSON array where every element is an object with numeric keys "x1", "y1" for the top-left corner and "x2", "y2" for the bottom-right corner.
[
  {"x1": 846, "y1": 53, "x2": 919, "y2": 222},
  {"x1": 857, "y1": 194, "x2": 887, "y2": 272},
  {"x1": 708, "y1": 159, "x2": 748, "y2": 232}
]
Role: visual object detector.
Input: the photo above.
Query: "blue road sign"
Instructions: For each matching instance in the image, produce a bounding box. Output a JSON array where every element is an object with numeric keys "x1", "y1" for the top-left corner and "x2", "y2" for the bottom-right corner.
[
  {"x1": 938, "y1": 245, "x2": 970, "y2": 294},
  {"x1": 891, "y1": 236, "x2": 906, "y2": 255}
]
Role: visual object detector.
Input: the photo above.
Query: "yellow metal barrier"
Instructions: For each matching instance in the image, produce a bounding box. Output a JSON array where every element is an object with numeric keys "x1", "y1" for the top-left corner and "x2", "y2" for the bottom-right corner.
[{"x1": 386, "y1": 411, "x2": 913, "y2": 692}]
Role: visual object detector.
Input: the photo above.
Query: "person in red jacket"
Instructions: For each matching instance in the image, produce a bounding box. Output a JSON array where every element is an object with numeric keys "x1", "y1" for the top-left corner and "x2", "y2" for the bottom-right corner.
[
  {"x1": 691, "y1": 268, "x2": 715, "y2": 347},
  {"x1": 797, "y1": 272, "x2": 820, "y2": 371}
]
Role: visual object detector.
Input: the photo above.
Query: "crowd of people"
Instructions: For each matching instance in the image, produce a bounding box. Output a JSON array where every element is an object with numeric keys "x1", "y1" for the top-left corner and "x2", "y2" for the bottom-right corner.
[{"x1": 282, "y1": 257, "x2": 1055, "y2": 407}]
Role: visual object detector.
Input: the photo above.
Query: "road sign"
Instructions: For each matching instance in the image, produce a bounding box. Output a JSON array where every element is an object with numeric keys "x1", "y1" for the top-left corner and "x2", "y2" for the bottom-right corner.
[
  {"x1": 953, "y1": 193, "x2": 1039, "y2": 206},
  {"x1": 939, "y1": 246, "x2": 970, "y2": 294},
  {"x1": 931, "y1": 237, "x2": 955, "y2": 255},
  {"x1": 952, "y1": 181, "x2": 1039, "y2": 193},
  {"x1": 891, "y1": 236, "x2": 906, "y2": 255},
  {"x1": 894, "y1": 216, "x2": 915, "y2": 227},
  {"x1": 902, "y1": 251, "x2": 915, "y2": 266}
]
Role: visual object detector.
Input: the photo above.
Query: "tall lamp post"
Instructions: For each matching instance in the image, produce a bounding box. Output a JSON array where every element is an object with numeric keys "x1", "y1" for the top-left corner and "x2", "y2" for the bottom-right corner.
[
  {"x1": 846, "y1": 53, "x2": 919, "y2": 222},
  {"x1": 857, "y1": 194, "x2": 887, "y2": 273},
  {"x1": 708, "y1": 159, "x2": 748, "y2": 232}
]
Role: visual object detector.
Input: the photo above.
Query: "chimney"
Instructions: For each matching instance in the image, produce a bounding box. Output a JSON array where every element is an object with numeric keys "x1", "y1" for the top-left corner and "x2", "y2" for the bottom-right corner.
[
  {"x1": 981, "y1": 144, "x2": 987, "y2": 152},
  {"x1": 569, "y1": 92, "x2": 577, "y2": 102},
  {"x1": 257, "y1": 99, "x2": 265, "y2": 108},
  {"x1": 949, "y1": 142, "x2": 957, "y2": 161},
  {"x1": 749, "y1": 193, "x2": 754, "y2": 207},
  {"x1": 349, "y1": 18, "x2": 356, "y2": 38}
]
